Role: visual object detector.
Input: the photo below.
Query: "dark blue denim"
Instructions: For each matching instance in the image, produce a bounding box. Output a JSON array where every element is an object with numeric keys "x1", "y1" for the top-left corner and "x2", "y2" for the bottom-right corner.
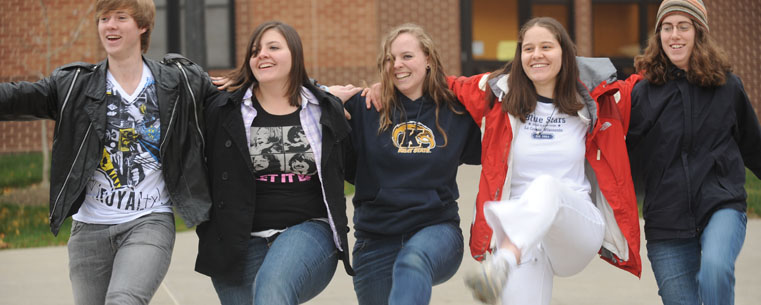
[
  {"x1": 352, "y1": 222, "x2": 463, "y2": 305},
  {"x1": 211, "y1": 220, "x2": 338, "y2": 305}
]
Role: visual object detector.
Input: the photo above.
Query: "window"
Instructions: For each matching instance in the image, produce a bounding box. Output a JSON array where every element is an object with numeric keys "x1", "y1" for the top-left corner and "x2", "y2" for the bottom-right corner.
[
  {"x1": 471, "y1": 0, "x2": 519, "y2": 61},
  {"x1": 146, "y1": 0, "x2": 235, "y2": 69},
  {"x1": 593, "y1": 3, "x2": 640, "y2": 58}
]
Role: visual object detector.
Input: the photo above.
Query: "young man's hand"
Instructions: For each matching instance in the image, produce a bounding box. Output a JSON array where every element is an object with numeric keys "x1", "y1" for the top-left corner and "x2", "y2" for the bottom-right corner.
[{"x1": 211, "y1": 76, "x2": 232, "y2": 91}]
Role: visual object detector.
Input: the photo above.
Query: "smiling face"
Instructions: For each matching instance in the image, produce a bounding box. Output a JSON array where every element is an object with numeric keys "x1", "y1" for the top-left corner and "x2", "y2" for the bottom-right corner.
[
  {"x1": 659, "y1": 14, "x2": 695, "y2": 71},
  {"x1": 520, "y1": 25, "x2": 563, "y2": 97},
  {"x1": 98, "y1": 9, "x2": 146, "y2": 59},
  {"x1": 250, "y1": 29, "x2": 293, "y2": 86},
  {"x1": 387, "y1": 33, "x2": 429, "y2": 100},
  {"x1": 291, "y1": 159, "x2": 308, "y2": 173}
]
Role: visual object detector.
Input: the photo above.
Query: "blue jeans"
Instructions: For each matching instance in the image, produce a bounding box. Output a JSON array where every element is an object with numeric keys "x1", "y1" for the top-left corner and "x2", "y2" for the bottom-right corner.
[
  {"x1": 67, "y1": 212, "x2": 176, "y2": 305},
  {"x1": 647, "y1": 208, "x2": 747, "y2": 305},
  {"x1": 352, "y1": 222, "x2": 464, "y2": 305},
  {"x1": 210, "y1": 220, "x2": 338, "y2": 305}
]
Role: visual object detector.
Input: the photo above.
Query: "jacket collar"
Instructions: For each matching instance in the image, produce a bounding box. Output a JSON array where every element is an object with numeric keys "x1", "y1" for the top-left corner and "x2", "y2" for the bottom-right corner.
[
  {"x1": 227, "y1": 83, "x2": 350, "y2": 139},
  {"x1": 668, "y1": 65, "x2": 687, "y2": 78},
  {"x1": 84, "y1": 56, "x2": 179, "y2": 100},
  {"x1": 83, "y1": 56, "x2": 180, "y2": 150},
  {"x1": 84, "y1": 58, "x2": 108, "y2": 101}
]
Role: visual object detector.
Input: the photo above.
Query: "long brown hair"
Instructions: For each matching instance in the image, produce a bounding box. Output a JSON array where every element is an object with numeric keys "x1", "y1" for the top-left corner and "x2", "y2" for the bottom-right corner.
[
  {"x1": 377, "y1": 24, "x2": 461, "y2": 147},
  {"x1": 225, "y1": 21, "x2": 309, "y2": 107},
  {"x1": 487, "y1": 17, "x2": 581, "y2": 122},
  {"x1": 635, "y1": 15, "x2": 731, "y2": 87}
]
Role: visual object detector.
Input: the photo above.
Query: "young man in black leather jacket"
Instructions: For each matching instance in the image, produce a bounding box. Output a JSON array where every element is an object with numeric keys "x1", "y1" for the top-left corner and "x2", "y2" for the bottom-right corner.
[{"x1": 0, "y1": 0, "x2": 218, "y2": 303}]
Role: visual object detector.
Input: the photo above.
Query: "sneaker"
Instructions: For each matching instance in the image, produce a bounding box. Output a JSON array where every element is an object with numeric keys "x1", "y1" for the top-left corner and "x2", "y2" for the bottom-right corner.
[{"x1": 464, "y1": 257, "x2": 508, "y2": 304}]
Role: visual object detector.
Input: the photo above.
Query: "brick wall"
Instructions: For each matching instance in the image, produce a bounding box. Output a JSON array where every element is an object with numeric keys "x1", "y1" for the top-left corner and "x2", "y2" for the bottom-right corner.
[
  {"x1": 232, "y1": 0, "x2": 380, "y2": 86},
  {"x1": 4, "y1": 0, "x2": 758, "y2": 153},
  {"x1": 232, "y1": 0, "x2": 460, "y2": 85},
  {"x1": 376, "y1": 0, "x2": 462, "y2": 77},
  {"x1": 708, "y1": 0, "x2": 761, "y2": 120},
  {"x1": 0, "y1": 0, "x2": 102, "y2": 153},
  {"x1": 574, "y1": 0, "x2": 593, "y2": 56}
]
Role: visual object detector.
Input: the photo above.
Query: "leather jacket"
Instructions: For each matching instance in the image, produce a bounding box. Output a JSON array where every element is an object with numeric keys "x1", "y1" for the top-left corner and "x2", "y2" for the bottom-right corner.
[{"x1": 0, "y1": 54, "x2": 217, "y2": 235}]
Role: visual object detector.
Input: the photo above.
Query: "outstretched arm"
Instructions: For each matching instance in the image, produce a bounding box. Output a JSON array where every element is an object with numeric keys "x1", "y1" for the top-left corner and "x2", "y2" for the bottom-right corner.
[{"x1": 0, "y1": 76, "x2": 59, "y2": 121}]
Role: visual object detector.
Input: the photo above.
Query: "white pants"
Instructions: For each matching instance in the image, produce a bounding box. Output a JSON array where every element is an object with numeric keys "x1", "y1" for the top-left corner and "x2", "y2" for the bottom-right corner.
[{"x1": 484, "y1": 175, "x2": 605, "y2": 305}]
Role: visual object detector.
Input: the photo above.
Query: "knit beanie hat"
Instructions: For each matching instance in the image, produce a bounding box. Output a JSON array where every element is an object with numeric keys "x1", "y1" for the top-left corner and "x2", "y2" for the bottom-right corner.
[{"x1": 655, "y1": 0, "x2": 709, "y2": 33}]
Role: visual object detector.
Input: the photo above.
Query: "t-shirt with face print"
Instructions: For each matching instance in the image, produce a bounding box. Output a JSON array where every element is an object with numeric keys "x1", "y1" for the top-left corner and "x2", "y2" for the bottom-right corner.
[{"x1": 248, "y1": 97, "x2": 326, "y2": 231}]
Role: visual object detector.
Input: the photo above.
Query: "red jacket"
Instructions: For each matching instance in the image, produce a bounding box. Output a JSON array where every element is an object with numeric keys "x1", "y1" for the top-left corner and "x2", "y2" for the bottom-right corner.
[{"x1": 448, "y1": 58, "x2": 642, "y2": 277}]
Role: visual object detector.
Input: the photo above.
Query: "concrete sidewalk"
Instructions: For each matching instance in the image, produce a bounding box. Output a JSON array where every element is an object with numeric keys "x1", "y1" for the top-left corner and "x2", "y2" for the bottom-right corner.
[{"x1": 1, "y1": 165, "x2": 760, "y2": 304}]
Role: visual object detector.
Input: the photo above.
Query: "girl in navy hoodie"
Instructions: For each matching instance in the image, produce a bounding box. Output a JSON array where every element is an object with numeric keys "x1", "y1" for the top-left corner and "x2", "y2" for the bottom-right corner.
[{"x1": 339, "y1": 24, "x2": 481, "y2": 305}]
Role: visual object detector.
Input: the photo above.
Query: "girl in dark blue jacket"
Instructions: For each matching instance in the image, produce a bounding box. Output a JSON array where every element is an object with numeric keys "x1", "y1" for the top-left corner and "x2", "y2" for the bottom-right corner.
[{"x1": 627, "y1": 1, "x2": 761, "y2": 304}]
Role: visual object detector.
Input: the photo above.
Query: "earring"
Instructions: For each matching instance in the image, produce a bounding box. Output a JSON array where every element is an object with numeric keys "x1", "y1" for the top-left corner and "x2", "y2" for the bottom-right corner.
[{"x1": 426, "y1": 65, "x2": 430, "y2": 70}]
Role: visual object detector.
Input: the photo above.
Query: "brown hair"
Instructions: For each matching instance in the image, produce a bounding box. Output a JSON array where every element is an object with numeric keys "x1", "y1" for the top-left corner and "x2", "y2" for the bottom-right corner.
[
  {"x1": 635, "y1": 15, "x2": 731, "y2": 87},
  {"x1": 377, "y1": 24, "x2": 461, "y2": 147},
  {"x1": 95, "y1": 0, "x2": 155, "y2": 53},
  {"x1": 225, "y1": 21, "x2": 309, "y2": 107},
  {"x1": 487, "y1": 17, "x2": 582, "y2": 122}
]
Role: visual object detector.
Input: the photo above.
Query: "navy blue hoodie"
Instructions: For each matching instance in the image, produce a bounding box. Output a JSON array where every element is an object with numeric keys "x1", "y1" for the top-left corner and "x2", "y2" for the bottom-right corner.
[{"x1": 344, "y1": 92, "x2": 481, "y2": 238}]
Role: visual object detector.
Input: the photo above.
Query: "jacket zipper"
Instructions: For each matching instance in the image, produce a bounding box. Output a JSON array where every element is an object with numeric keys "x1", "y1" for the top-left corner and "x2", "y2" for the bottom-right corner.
[
  {"x1": 50, "y1": 123, "x2": 93, "y2": 221},
  {"x1": 159, "y1": 96, "x2": 180, "y2": 156},
  {"x1": 679, "y1": 81, "x2": 695, "y2": 229},
  {"x1": 175, "y1": 62, "x2": 205, "y2": 151},
  {"x1": 48, "y1": 68, "x2": 82, "y2": 221},
  {"x1": 53, "y1": 68, "x2": 81, "y2": 147}
]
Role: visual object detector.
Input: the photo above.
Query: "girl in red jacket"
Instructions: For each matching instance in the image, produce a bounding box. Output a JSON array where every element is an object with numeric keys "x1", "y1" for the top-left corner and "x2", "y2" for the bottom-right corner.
[{"x1": 448, "y1": 17, "x2": 642, "y2": 305}]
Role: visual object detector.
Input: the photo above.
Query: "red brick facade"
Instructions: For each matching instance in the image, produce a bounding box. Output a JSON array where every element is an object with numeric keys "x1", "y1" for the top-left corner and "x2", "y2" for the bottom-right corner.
[
  {"x1": 232, "y1": 0, "x2": 460, "y2": 86},
  {"x1": 1, "y1": 0, "x2": 759, "y2": 153},
  {"x1": 0, "y1": 0, "x2": 102, "y2": 153},
  {"x1": 707, "y1": 0, "x2": 761, "y2": 121}
]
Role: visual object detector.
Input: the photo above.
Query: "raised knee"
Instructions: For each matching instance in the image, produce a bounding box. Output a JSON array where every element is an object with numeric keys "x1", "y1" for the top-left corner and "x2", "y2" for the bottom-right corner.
[
  {"x1": 533, "y1": 175, "x2": 555, "y2": 186},
  {"x1": 106, "y1": 291, "x2": 149, "y2": 305},
  {"x1": 395, "y1": 248, "x2": 431, "y2": 273},
  {"x1": 700, "y1": 256, "x2": 733, "y2": 276},
  {"x1": 254, "y1": 280, "x2": 297, "y2": 304}
]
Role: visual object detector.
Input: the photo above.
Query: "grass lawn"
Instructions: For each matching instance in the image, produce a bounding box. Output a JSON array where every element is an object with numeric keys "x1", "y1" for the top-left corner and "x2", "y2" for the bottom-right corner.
[
  {"x1": 747, "y1": 169, "x2": 761, "y2": 217},
  {"x1": 0, "y1": 204, "x2": 71, "y2": 249},
  {"x1": 0, "y1": 152, "x2": 43, "y2": 192},
  {"x1": 0, "y1": 204, "x2": 194, "y2": 249}
]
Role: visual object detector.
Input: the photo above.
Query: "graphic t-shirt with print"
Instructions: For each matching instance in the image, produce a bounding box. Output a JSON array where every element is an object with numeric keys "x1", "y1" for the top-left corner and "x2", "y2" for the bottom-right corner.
[
  {"x1": 508, "y1": 95, "x2": 591, "y2": 200},
  {"x1": 249, "y1": 98, "x2": 326, "y2": 231},
  {"x1": 74, "y1": 63, "x2": 172, "y2": 224}
]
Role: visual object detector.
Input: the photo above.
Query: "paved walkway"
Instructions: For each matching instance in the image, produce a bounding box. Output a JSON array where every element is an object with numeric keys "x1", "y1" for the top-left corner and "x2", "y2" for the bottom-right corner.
[{"x1": 1, "y1": 165, "x2": 760, "y2": 304}]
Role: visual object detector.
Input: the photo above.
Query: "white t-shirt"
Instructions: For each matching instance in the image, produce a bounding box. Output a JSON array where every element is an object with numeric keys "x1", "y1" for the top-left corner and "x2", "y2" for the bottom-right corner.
[
  {"x1": 74, "y1": 62, "x2": 172, "y2": 224},
  {"x1": 508, "y1": 97, "x2": 591, "y2": 200}
]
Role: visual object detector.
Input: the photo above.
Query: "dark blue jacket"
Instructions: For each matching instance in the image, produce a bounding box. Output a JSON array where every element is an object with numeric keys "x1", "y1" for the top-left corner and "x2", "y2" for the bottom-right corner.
[{"x1": 627, "y1": 69, "x2": 761, "y2": 240}]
